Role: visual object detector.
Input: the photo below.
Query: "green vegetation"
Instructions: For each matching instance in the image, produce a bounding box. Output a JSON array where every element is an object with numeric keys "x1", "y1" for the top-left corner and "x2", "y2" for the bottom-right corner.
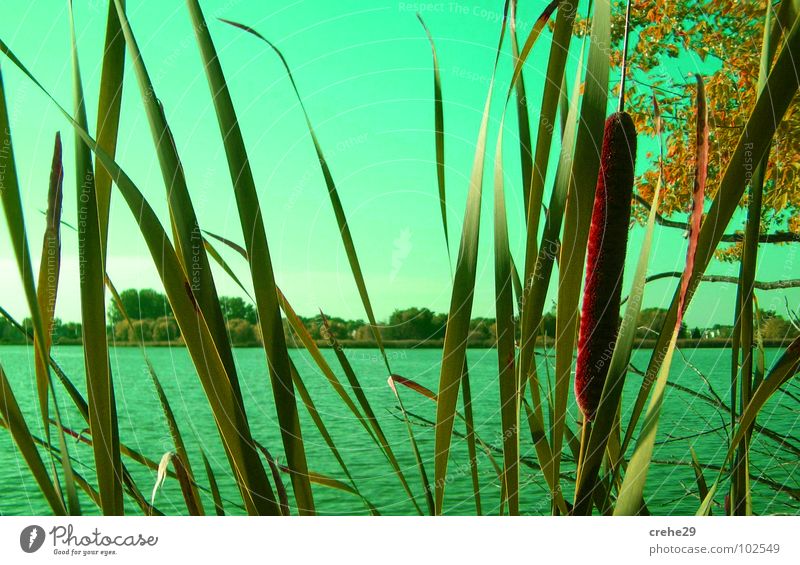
[
  {"x1": 1, "y1": 0, "x2": 799, "y2": 517},
  {"x1": 6, "y1": 296, "x2": 796, "y2": 347}
]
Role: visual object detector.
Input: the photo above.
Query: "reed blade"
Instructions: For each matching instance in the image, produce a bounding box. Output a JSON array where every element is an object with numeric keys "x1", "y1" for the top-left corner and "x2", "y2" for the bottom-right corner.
[
  {"x1": 320, "y1": 314, "x2": 424, "y2": 514},
  {"x1": 69, "y1": 3, "x2": 123, "y2": 514},
  {"x1": 94, "y1": 0, "x2": 126, "y2": 252},
  {"x1": 509, "y1": 0, "x2": 533, "y2": 220},
  {"x1": 431, "y1": 0, "x2": 511, "y2": 515},
  {"x1": 552, "y1": 0, "x2": 611, "y2": 511},
  {"x1": 32, "y1": 133, "x2": 81, "y2": 515},
  {"x1": 492, "y1": 116, "x2": 519, "y2": 514},
  {"x1": 200, "y1": 450, "x2": 225, "y2": 516},
  {"x1": 614, "y1": 75, "x2": 708, "y2": 516},
  {"x1": 417, "y1": 14, "x2": 449, "y2": 260},
  {"x1": 573, "y1": 95, "x2": 665, "y2": 515},
  {"x1": 111, "y1": 0, "x2": 240, "y2": 400},
  {"x1": 0, "y1": 40, "x2": 282, "y2": 514},
  {"x1": 106, "y1": 277, "x2": 205, "y2": 515},
  {"x1": 622, "y1": 9, "x2": 800, "y2": 470},
  {"x1": 186, "y1": 0, "x2": 315, "y2": 513},
  {"x1": 218, "y1": 16, "x2": 394, "y2": 375},
  {"x1": 730, "y1": 3, "x2": 776, "y2": 516},
  {"x1": 0, "y1": 365, "x2": 65, "y2": 514}
]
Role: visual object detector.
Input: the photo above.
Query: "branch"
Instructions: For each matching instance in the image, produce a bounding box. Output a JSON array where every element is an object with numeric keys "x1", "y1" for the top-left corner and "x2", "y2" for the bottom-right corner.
[
  {"x1": 644, "y1": 271, "x2": 800, "y2": 290},
  {"x1": 634, "y1": 193, "x2": 800, "y2": 243}
]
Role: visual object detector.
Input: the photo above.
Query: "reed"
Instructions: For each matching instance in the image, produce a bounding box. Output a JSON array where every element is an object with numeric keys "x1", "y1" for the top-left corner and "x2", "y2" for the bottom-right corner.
[{"x1": 574, "y1": 111, "x2": 637, "y2": 422}]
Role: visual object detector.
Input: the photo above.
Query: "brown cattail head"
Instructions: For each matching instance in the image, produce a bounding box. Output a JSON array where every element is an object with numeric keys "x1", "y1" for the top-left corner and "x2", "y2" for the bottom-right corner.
[{"x1": 575, "y1": 111, "x2": 637, "y2": 421}]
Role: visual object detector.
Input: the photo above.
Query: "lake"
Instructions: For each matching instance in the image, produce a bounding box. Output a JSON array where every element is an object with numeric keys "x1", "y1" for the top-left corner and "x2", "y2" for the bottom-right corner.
[{"x1": 0, "y1": 345, "x2": 797, "y2": 515}]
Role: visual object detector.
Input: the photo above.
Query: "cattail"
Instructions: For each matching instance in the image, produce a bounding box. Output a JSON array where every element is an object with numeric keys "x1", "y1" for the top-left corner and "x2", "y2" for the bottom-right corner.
[{"x1": 575, "y1": 111, "x2": 637, "y2": 421}]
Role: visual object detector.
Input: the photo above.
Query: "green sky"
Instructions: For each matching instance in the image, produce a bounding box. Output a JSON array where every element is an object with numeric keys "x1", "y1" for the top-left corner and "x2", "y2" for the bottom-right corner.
[{"x1": 0, "y1": 0, "x2": 797, "y2": 328}]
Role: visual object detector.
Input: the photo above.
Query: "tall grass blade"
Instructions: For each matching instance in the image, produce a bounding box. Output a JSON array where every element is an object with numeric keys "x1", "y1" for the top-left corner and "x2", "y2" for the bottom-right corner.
[
  {"x1": 254, "y1": 443, "x2": 290, "y2": 516},
  {"x1": 33, "y1": 134, "x2": 63, "y2": 447},
  {"x1": 68, "y1": 3, "x2": 123, "y2": 514},
  {"x1": 730, "y1": 4, "x2": 776, "y2": 516},
  {"x1": 320, "y1": 313, "x2": 423, "y2": 514},
  {"x1": 0, "y1": 62, "x2": 76, "y2": 515},
  {"x1": 218, "y1": 16, "x2": 393, "y2": 375},
  {"x1": 698, "y1": 335, "x2": 800, "y2": 515},
  {"x1": 573, "y1": 95, "x2": 665, "y2": 515},
  {"x1": 614, "y1": 75, "x2": 708, "y2": 516},
  {"x1": 202, "y1": 238, "x2": 254, "y2": 301},
  {"x1": 517, "y1": 46, "x2": 585, "y2": 511},
  {"x1": 492, "y1": 116, "x2": 519, "y2": 514},
  {"x1": 0, "y1": 365, "x2": 66, "y2": 514},
  {"x1": 274, "y1": 461, "x2": 381, "y2": 515},
  {"x1": 690, "y1": 447, "x2": 709, "y2": 504},
  {"x1": 106, "y1": 277, "x2": 204, "y2": 515},
  {"x1": 94, "y1": 0, "x2": 126, "y2": 251},
  {"x1": 387, "y1": 376, "x2": 435, "y2": 514},
  {"x1": 417, "y1": 14, "x2": 449, "y2": 260},
  {"x1": 0, "y1": 41, "x2": 282, "y2": 514},
  {"x1": 460, "y1": 362, "x2": 481, "y2": 515},
  {"x1": 200, "y1": 450, "x2": 225, "y2": 516},
  {"x1": 431, "y1": 0, "x2": 511, "y2": 515},
  {"x1": 552, "y1": 0, "x2": 610, "y2": 509},
  {"x1": 0, "y1": 307, "x2": 173, "y2": 515},
  {"x1": 622, "y1": 9, "x2": 800, "y2": 465},
  {"x1": 185, "y1": 0, "x2": 314, "y2": 513},
  {"x1": 277, "y1": 289, "x2": 371, "y2": 431},
  {"x1": 516, "y1": 1, "x2": 575, "y2": 404},
  {"x1": 34, "y1": 133, "x2": 81, "y2": 515},
  {"x1": 484, "y1": 1, "x2": 560, "y2": 512},
  {"x1": 203, "y1": 229, "x2": 423, "y2": 513},
  {"x1": 389, "y1": 374, "x2": 437, "y2": 401},
  {"x1": 288, "y1": 360, "x2": 379, "y2": 514},
  {"x1": 111, "y1": 0, "x2": 240, "y2": 399},
  {"x1": 509, "y1": 0, "x2": 532, "y2": 219},
  {"x1": 4, "y1": 425, "x2": 104, "y2": 510}
]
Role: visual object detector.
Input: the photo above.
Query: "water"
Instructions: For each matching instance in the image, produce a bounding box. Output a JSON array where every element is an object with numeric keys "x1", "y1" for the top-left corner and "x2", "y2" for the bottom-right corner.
[{"x1": 0, "y1": 345, "x2": 797, "y2": 515}]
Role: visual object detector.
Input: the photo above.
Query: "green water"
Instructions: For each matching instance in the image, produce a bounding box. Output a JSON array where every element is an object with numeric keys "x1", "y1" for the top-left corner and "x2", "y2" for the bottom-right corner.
[{"x1": 0, "y1": 345, "x2": 797, "y2": 515}]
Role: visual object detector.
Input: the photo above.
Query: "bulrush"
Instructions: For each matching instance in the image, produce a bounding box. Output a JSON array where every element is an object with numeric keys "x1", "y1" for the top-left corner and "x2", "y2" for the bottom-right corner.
[{"x1": 575, "y1": 111, "x2": 637, "y2": 420}]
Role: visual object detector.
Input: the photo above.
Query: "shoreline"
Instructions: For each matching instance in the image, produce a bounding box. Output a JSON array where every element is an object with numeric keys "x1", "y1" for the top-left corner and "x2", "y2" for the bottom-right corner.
[{"x1": 1, "y1": 338, "x2": 794, "y2": 349}]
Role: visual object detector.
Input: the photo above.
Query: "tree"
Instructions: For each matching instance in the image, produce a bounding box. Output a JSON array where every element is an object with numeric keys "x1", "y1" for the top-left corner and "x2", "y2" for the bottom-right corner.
[
  {"x1": 384, "y1": 307, "x2": 443, "y2": 340},
  {"x1": 54, "y1": 321, "x2": 81, "y2": 343},
  {"x1": 636, "y1": 307, "x2": 688, "y2": 338},
  {"x1": 0, "y1": 317, "x2": 26, "y2": 344},
  {"x1": 113, "y1": 321, "x2": 130, "y2": 342},
  {"x1": 468, "y1": 318, "x2": 495, "y2": 342},
  {"x1": 125, "y1": 319, "x2": 154, "y2": 343},
  {"x1": 108, "y1": 288, "x2": 171, "y2": 323},
  {"x1": 317, "y1": 316, "x2": 353, "y2": 341},
  {"x1": 352, "y1": 324, "x2": 374, "y2": 342},
  {"x1": 151, "y1": 317, "x2": 179, "y2": 342},
  {"x1": 227, "y1": 319, "x2": 257, "y2": 345},
  {"x1": 761, "y1": 315, "x2": 799, "y2": 341},
  {"x1": 219, "y1": 296, "x2": 257, "y2": 324},
  {"x1": 580, "y1": 1, "x2": 799, "y2": 260}
]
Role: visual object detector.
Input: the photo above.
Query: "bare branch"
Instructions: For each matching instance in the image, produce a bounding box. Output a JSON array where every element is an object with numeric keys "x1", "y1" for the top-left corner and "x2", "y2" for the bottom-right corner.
[
  {"x1": 634, "y1": 193, "x2": 800, "y2": 243},
  {"x1": 643, "y1": 271, "x2": 800, "y2": 290}
]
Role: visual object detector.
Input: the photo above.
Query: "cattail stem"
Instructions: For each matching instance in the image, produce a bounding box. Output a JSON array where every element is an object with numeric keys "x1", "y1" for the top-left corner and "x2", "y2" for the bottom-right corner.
[
  {"x1": 575, "y1": 112, "x2": 637, "y2": 421},
  {"x1": 574, "y1": 418, "x2": 592, "y2": 505},
  {"x1": 618, "y1": 0, "x2": 633, "y2": 113}
]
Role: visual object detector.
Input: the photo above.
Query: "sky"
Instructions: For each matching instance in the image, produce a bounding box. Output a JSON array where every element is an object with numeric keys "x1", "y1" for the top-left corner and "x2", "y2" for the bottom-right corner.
[{"x1": 0, "y1": 0, "x2": 797, "y2": 329}]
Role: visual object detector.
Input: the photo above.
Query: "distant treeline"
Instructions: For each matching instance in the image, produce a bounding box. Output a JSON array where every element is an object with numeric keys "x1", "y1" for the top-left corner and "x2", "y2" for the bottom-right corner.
[{"x1": 0, "y1": 288, "x2": 798, "y2": 347}]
